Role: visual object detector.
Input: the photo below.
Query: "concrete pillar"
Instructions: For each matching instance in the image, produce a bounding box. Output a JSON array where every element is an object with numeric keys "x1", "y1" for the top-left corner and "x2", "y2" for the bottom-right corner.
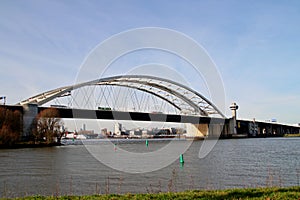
[
  {"x1": 223, "y1": 123, "x2": 230, "y2": 137},
  {"x1": 22, "y1": 104, "x2": 38, "y2": 138},
  {"x1": 229, "y1": 118, "x2": 235, "y2": 135},
  {"x1": 185, "y1": 123, "x2": 208, "y2": 138},
  {"x1": 208, "y1": 124, "x2": 223, "y2": 138},
  {"x1": 248, "y1": 119, "x2": 258, "y2": 137}
]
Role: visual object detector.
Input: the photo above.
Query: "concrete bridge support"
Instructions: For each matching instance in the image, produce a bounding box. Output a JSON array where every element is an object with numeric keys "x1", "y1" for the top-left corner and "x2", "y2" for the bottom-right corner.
[
  {"x1": 185, "y1": 123, "x2": 224, "y2": 138},
  {"x1": 208, "y1": 124, "x2": 224, "y2": 138},
  {"x1": 22, "y1": 104, "x2": 38, "y2": 138},
  {"x1": 185, "y1": 123, "x2": 208, "y2": 138},
  {"x1": 229, "y1": 118, "x2": 236, "y2": 135}
]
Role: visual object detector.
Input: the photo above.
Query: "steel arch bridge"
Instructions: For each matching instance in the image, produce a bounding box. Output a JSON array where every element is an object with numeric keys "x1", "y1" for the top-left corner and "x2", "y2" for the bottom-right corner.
[{"x1": 18, "y1": 75, "x2": 225, "y2": 118}]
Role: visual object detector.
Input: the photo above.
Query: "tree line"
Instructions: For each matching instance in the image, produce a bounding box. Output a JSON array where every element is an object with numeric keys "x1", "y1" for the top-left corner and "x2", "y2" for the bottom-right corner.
[{"x1": 0, "y1": 107, "x2": 64, "y2": 146}]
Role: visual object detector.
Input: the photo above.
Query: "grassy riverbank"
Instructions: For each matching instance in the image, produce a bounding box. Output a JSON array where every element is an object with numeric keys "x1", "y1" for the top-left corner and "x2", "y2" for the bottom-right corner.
[
  {"x1": 3, "y1": 186, "x2": 300, "y2": 200},
  {"x1": 284, "y1": 133, "x2": 300, "y2": 137}
]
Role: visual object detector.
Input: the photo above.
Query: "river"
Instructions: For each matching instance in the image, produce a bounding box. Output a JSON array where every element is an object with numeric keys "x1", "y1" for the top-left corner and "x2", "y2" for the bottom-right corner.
[{"x1": 0, "y1": 138, "x2": 299, "y2": 197}]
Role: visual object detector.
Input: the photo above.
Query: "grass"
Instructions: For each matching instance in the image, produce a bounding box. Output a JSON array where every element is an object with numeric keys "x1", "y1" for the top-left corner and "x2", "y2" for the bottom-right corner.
[
  {"x1": 284, "y1": 133, "x2": 300, "y2": 137},
  {"x1": 2, "y1": 186, "x2": 300, "y2": 200}
]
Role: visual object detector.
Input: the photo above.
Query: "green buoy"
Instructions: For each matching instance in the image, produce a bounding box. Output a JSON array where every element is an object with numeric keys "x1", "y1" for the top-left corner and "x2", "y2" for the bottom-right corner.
[
  {"x1": 146, "y1": 139, "x2": 149, "y2": 147},
  {"x1": 179, "y1": 154, "x2": 184, "y2": 163}
]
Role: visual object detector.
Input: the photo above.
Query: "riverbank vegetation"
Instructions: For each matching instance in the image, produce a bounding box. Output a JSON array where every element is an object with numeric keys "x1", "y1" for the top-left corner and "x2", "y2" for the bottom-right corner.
[
  {"x1": 32, "y1": 108, "x2": 64, "y2": 144},
  {"x1": 0, "y1": 107, "x2": 63, "y2": 147},
  {"x1": 0, "y1": 107, "x2": 22, "y2": 146},
  {"x1": 2, "y1": 186, "x2": 299, "y2": 200},
  {"x1": 284, "y1": 133, "x2": 300, "y2": 137}
]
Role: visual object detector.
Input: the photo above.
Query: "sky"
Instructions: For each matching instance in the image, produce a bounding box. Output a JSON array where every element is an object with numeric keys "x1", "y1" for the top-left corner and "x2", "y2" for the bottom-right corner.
[{"x1": 0, "y1": 0, "x2": 300, "y2": 126}]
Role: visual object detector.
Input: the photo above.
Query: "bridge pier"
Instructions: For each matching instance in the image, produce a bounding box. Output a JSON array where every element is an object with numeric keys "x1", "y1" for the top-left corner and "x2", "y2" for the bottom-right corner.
[
  {"x1": 185, "y1": 123, "x2": 225, "y2": 138},
  {"x1": 185, "y1": 123, "x2": 208, "y2": 138},
  {"x1": 209, "y1": 123, "x2": 224, "y2": 138},
  {"x1": 22, "y1": 104, "x2": 38, "y2": 138}
]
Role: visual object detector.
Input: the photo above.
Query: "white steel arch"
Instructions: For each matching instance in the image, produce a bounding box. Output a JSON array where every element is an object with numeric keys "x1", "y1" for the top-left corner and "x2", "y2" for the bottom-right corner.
[{"x1": 18, "y1": 75, "x2": 225, "y2": 117}]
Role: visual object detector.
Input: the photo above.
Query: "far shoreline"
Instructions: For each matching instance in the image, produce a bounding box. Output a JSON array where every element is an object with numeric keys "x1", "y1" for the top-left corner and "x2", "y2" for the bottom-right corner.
[
  {"x1": 0, "y1": 142, "x2": 62, "y2": 149},
  {"x1": 1, "y1": 134, "x2": 300, "y2": 149}
]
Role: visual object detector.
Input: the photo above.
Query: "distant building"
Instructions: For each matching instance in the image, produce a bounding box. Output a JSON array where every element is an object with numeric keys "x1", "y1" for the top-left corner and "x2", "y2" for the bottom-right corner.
[
  {"x1": 77, "y1": 130, "x2": 94, "y2": 135},
  {"x1": 130, "y1": 129, "x2": 142, "y2": 137},
  {"x1": 142, "y1": 130, "x2": 148, "y2": 137},
  {"x1": 101, "y1": 128, "x2": 108, "y2": 136},
  {"x1": 171, "y1": 128, "x2": 177, "y2": 134},
  {"x1": 114, "y1": 122, "x2": 122, "y2": 135}
]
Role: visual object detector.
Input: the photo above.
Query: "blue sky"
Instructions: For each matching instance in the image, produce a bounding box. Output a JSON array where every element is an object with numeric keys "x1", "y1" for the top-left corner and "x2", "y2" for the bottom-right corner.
[{"x1": 0, "y1": 0, "x2": 300, "y2": 124}]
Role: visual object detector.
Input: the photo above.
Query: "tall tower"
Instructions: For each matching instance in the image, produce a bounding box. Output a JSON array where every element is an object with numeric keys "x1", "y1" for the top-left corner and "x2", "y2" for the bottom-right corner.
[
  {"x1": 230, "y1": 102, "x2": 238, "y2": 119},
  {"x1": 230, "y1": 102, "x2": 239, "y2": 134}
]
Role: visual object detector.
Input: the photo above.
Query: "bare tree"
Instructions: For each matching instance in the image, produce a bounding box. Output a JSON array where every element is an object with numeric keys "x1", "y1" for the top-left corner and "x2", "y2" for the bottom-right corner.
[{"x1": 35, "y1": 108, "x2": 64, "y2": 144}]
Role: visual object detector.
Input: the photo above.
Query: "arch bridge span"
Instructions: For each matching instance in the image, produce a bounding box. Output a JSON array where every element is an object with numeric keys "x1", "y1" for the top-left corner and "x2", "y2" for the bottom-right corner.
[{"x1": 18, "y1": 75, "x2": 225, "y2": 118}]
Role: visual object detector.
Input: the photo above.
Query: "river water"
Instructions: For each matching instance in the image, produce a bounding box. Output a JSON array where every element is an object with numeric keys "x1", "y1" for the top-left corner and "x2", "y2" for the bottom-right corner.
[{"x1": 0, "y1": 138, "x2": 299, "y2": 197}]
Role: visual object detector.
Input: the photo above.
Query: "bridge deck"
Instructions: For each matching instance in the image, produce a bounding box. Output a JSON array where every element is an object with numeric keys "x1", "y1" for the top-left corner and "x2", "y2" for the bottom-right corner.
[{"x1": 38, "y1": 107, "x2": 226, "y2": 124}]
